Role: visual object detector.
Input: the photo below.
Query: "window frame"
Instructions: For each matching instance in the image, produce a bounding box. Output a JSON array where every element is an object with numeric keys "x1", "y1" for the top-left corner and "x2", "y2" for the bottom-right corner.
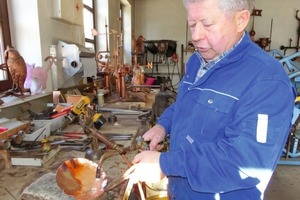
[
  {"x1": 83, "y1": 0, "x2": 96, "y2": 51},
  {"x1": 0, "y1": 0, "x2": 12, "y2": 92}
]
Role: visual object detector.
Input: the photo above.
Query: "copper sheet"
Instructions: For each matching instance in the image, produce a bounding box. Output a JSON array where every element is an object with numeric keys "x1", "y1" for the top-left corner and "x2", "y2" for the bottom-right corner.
[{"x1": 56, "y1": 158, "x2": 107, "y2": 200}]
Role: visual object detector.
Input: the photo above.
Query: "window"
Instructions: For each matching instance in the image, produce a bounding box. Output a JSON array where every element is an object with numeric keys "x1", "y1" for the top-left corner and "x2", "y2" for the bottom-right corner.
[
  {"x1": 83, "y1": 0, "x2": 95, "y2": 50},
  {"x1": 0, "y1": 0, "x2": 12, "y2": 91}
]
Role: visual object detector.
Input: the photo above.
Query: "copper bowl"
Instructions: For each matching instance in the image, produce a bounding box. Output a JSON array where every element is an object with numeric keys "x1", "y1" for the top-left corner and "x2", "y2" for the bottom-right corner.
[{"x1": 56, "y1": 158, "x2": 107, "y2": 200}]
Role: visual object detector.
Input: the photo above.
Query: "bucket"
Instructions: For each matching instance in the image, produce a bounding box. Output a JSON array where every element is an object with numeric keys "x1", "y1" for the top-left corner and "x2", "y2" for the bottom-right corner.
[{"x1": 146, "y1": 77, "x2": 156, "y2": 85}]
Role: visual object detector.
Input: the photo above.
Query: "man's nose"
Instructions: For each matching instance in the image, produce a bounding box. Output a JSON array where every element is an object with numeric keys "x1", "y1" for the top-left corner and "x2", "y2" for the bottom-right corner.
[{"x1": 191, "y1": 24, "x2": 206, "y2": 41}]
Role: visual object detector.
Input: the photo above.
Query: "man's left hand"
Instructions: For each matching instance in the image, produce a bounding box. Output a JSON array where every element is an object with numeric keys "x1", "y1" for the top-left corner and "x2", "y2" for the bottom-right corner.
[{"x1": 129, "y1": 151, "x2": 165, "y2": 183}]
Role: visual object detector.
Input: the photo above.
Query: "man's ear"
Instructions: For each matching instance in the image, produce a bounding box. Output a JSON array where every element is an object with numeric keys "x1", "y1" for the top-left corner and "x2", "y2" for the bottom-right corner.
[{"x1": 236, "y1": 10, "x2": 250, "y2": 32}]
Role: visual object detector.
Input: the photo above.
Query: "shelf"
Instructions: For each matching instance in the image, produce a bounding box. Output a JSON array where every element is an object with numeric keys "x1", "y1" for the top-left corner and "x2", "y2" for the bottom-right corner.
[{"x1": 0, "y1": 93, "x2": 52, "y2": 109}]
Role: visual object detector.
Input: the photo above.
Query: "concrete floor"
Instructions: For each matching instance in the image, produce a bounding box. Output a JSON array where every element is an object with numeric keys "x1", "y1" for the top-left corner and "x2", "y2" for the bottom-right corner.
[
  {"x1": 265, "y1": 164, "x2": 300, "y2": 200},
  {"x1": 0, "y1": 158, "x2": 299, "y2": 200}
]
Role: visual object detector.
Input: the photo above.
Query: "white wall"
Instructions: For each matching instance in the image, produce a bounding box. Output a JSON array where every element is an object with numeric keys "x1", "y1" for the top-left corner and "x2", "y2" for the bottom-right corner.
[
  {"x1": 8, "y1": 0, "x2": 85, "y2": 66},
  {"x1": 8, "y1": 0, "x2": 86, "y2": 92},
  {"x1": 248, "y1": 0, "x2": 299, "y2": 54},
  {"x1": 135, "y1": 0, "x2": 187, "y2": 86},
  {"x1": 8, "y1": 0, "x2": 42, "y2": 66},
  {"x1": 6, "y1": 0, "x2": 300, "y2": 93},
  {"x1": 135, "y1": 0, "x2": 300, "y2": 86},
  {"x1": 136, "y1": 0, "x2": 300, "y2": 54},
  {"x1": 135, "y1": 0, "x2": 186, "y2": 45}
]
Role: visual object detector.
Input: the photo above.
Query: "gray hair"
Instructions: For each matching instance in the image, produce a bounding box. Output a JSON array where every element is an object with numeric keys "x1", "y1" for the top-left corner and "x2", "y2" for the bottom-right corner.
[{"x1": 183, "y1": 0, "x2": 255, "y2": 15}]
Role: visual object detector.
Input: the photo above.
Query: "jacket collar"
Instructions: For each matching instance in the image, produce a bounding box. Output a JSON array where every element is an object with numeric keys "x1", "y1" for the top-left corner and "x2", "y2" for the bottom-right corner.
[
  {"x1": 218, "y1": 32, "x2": 253, "y2": 65},
  {"x1": 191, "y1": 32, "x2": 253, "y2": 85}
]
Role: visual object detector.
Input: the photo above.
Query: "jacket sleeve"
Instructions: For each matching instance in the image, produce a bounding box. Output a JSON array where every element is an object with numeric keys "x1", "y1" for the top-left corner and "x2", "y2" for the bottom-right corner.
[
  {"x1": 157, "y1": 53, "x2": 199, "y2": 134},
  {"x1": 160, "y1": 79, "x2": 295, "y2": 193},
  {"x1": 157, "y1": 103, "x2": 175, "y2": 134}
]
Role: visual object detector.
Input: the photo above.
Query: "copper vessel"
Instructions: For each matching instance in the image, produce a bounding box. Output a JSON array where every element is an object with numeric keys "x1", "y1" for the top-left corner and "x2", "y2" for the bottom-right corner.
[{"x1": 56, "y1": 158, "x2": 107, "y2": 200}]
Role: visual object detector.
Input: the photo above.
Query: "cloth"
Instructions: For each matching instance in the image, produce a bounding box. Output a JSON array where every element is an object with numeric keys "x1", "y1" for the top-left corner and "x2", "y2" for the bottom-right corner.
[{"x1": 158, "y1": 32, "x2": 296, "y2": 200}]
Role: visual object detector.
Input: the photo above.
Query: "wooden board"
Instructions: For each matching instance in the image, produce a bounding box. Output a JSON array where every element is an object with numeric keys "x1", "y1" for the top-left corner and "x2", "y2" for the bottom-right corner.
[{"x1": 0, "y1": 119, "x2": 31, "y2": 140}]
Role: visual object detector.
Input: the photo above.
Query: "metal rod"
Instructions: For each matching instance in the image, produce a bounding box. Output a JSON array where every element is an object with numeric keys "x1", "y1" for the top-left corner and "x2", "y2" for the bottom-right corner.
[{"x1": 269, "y1": 18, "x2": 273, "y2": 51}]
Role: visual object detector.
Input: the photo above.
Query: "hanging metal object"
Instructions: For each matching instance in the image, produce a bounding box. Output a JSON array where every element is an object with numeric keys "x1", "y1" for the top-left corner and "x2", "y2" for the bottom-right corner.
[
  {"x1": 280, "y1": 10, "x2": 300, "y2": 54},
  {"x1": 249, "y1": 8, "x2": 262, "y2": 41},
  {"x1": 56, "y1": 158, "x2": 107, "y2": 200}
]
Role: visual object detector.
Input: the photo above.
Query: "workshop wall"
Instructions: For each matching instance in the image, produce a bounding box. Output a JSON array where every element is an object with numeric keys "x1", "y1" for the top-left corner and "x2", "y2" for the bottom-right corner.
[
  {"x1": 5, "y1": 0, "x2": 299, "y2": 94},
  {"x1": 7, "y1": 0, "x2": 43, "y2": 69},
  {"x1": 248, "y1": 0, "x2": 299, "y2": 54},
  {"x1": 8, "y1": 0, "x2": 85, "y2": 65},
  {"x1": 135, "y1": 0, "x2": 300, "y2": 86},
  {"x1": 7, "y1": 0, "x2": 135, "y2": 93},
  {"x1": 7, "y1": 0, "x2": 86, "y2": 93},
  {"x1": 95, "y1": 0, "x2": 135, "y2": 65},
  {"x1": 135, "y1": 0, "x2": 186, "y2": 87},
  {"x1": 136, "y1": 0, "x2": 299, "y2": 54}
]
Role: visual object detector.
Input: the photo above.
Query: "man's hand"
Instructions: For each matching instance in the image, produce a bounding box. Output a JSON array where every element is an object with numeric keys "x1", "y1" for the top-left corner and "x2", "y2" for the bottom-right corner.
[
  {"x1": 129, "y1": 150, "x2": 165, "y2": 183},
  {"x1": 143, "y1": 124, "x2": 166, "y2": 150}
]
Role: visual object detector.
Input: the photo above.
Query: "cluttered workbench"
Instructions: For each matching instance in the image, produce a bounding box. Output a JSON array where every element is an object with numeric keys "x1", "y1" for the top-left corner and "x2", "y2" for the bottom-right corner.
[
  {"x1": 0, "y1": 86, "x2": 174, "y2": 200},
  {"x1": 0, "y1": 115, "x2": 141, "y2": 200}
]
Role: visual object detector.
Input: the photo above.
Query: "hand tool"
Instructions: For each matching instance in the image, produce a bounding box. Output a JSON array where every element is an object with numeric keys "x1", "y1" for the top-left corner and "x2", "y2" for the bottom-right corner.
[
  {"x1": 11, "y1": 139, "x2": 66, "y2": 151},
  {"x1": 61, "y1": 95, "x2": 106, "y2": 130},
  {"x1": 102, "y1": 133, "x2": 133, "y2": 141},
  {"x1": 60, "y1": 96, "x2": 91, "y2": 129}
]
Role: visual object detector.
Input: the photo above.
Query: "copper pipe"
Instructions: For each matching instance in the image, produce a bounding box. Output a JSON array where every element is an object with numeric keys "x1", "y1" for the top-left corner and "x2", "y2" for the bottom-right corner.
[
  {"x1": 103, "y1": 66, "x2": 111, "y2": 96},
  {"x1": 86, "y1": 127, "x2": 125, "y2": 154},
  {"x1": 86, "y1": 127, "x2": 146, "y2": 199},
  {"x1": 119, "y1": 67, "x2": 127, "y2": 98},
  {"x1": 98, "y1": 150, "x2": 119, "y2": 170}
]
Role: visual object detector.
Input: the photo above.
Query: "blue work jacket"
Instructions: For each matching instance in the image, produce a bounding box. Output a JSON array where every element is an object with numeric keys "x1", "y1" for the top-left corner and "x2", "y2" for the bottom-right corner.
[{"x1": 158, "y1": 33, "x2": 296, "y2": 200}]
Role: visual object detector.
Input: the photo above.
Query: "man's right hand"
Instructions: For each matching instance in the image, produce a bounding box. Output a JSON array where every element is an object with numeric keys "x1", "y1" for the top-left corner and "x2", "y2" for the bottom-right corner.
[{"x1": 143, "y1": 124, "x2": 166, "y2": 150}]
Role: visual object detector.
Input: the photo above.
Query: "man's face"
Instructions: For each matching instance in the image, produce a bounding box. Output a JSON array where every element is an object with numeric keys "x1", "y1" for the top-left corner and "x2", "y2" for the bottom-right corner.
[{"x1": 187, "y1": 0, "x2": 241, "y2": 61}]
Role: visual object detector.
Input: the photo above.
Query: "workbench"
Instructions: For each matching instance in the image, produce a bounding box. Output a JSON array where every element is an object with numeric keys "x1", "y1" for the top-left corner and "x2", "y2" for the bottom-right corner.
[
  {"x1": 0, "y1": 113, "x2": 145, "y2": 200},
  {"x1": 0, "y1": 89, "x2": 160, "y2": 200}
]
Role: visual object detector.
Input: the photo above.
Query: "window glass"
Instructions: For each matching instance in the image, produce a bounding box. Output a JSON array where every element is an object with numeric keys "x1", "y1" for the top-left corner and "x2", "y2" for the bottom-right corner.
[
  {"x1": 84, "y1": 9, "x2": 94, "y2": 41},
  {"x1": 83, "y1": 0, "x2": 95, "y2": 50},
  {"x1": 83, "y1": 0, "x2": 93, "y2": 8}
]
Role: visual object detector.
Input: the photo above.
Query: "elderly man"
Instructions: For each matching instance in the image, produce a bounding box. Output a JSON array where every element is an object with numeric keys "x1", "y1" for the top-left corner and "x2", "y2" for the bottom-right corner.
[{"x1": 130, "y1": 0, "x2": 295, "y2": 199}]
